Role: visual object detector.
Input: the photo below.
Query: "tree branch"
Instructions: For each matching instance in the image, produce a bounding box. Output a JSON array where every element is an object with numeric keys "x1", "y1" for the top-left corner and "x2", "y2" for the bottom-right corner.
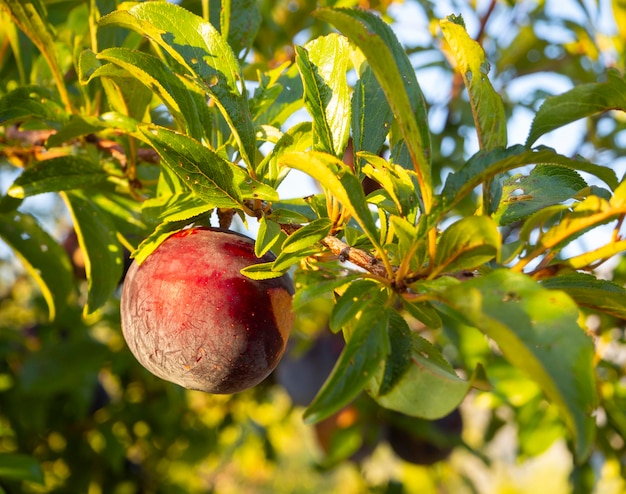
[{"x1": 320, "y1": 235, "x2": 388, "y2": 278}]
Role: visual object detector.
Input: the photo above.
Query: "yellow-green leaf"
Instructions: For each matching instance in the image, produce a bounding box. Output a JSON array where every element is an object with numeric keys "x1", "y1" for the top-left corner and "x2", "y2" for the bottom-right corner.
[
  {"x1": 432, "y1": 216, "x2": 501, "y2": 277},
  {"x1": 441, "y1": 15, "x2": 507, "y2": 151}
]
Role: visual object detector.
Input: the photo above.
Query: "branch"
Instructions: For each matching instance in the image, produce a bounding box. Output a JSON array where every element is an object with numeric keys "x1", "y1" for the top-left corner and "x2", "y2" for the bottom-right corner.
[
  {"x1": 320, "y1": 235, "x2": 388, "y2": 278},
  {"x1": 476, "y1": 0, "x2": 497, "y2": 43}
]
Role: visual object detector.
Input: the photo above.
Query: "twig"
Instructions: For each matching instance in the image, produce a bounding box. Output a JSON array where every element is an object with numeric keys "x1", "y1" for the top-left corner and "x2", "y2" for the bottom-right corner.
[
  {"x1": 320, "y1": 235, "x2": 388, "y2": 278},
  {"x1": 217, "y1": 208, "x2": 236, "y2": 229},
  {"x1": 476, "y1": 0, "x2": 498, "y2": 43}
]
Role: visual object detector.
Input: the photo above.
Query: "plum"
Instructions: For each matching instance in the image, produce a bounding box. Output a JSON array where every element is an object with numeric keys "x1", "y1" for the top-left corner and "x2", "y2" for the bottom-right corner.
[
  {"x1": 120, "y1": 227, "x2": 294, "y2": 394},
  {"x1": 386, "y1": 408, "x2": 463, "y2": 465}
]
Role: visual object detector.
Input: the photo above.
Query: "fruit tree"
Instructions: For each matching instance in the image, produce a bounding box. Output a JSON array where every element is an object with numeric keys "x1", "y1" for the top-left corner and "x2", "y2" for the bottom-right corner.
[{"x1": 1, "y1": 0, "x2": 626, "y2": 492}]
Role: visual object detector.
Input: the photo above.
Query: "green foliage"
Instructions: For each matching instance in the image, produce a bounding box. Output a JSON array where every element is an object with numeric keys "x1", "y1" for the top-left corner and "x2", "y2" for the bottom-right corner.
[
  {"x1": 295, "y1": 33, "x2": 352, "y2": 157},
  {"x1": 305, "y1": 301, "x2": 390, "y2": 424},
  {"x1": 1, "y1": 0, "x2": 626, "y2": 492},
  {"x1": 0, "y1": 453, "x2": 44, "y2": 485},
  {"x1": 527, "y1": 68, "x2": 626, "y2": 147},
  {"x1": 436, "y1": 270, "x2": 597, "y2": 459},
  {"x1": 63, "y1": 190, "x2": 124, "y2": 318},
  {"x1": 0, "y1": 211, "x2": 74, "y2": 319},
  {"x1": 315, "y1": 7, "x2": 433, "y2": 209},
  {"x1": 366, "y1": 310, "x2": 473, "y2": 419},
  {"x1": 440, "y1": 14, "x2": 507, "y2": 152}
]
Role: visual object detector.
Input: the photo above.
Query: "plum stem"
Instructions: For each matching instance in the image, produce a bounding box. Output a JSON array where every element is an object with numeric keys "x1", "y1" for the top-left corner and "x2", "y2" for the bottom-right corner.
[{"x1": 217, "y1": 208, "x2": 236, "y2": 229}]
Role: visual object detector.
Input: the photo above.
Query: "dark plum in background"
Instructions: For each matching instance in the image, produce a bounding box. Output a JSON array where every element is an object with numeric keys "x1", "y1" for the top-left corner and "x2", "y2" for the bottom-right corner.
[{"x1": 387, "y1": 408, "x2": 464, "y2": 465}]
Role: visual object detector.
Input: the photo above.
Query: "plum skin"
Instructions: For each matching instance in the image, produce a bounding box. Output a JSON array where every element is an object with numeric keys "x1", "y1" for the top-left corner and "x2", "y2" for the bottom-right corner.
[
  {"x1": 120, "y1": 227, "x2": 294, "y2": 394},
  {"x1": 387, "y1": 409, "x2": 463, "y2": 465}
]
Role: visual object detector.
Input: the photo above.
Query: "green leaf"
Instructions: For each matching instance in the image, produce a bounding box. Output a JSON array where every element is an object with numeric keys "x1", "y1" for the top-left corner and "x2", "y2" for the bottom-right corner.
[
  {"x1": 220, "y1": 0, "x2": 261, "y2": 58},
  {"x1": 304, "y1": 306, "x2": 390, "y2": 424},
  {"x1": 99, "y1": 2, "x2": 255, "y2": 166},
  {"x1": 269, "y1": 197, "x2": 318, "y2": 222},
  {"x1": 63, "y1": 191, "x2": 123, "y2": 318},
  {"x1": 295, "y1": 33, "x2": 352, "y2": 157},
  {"x1": 0, "y1": 0, "x2": 72, "y2": 110},
  {"x1": 255, "y1": 216, "x2": 284, "y2": 258},
  {"x1": 360, "y1": 152, "x2": 420, "y2": 220},
  {"x1": 95, "y1": 47, "x2": 208, "y2": 140},
  {"x1": 388, "y1": 215, "x2": 421, "y2": 268},
  {"x1": 329, "y1": 280, "x2": 381, "y2": 332},
  {"x1": 292, "y1": 270, "x2": 362, "y2": 310},
  {"x1": 440, "y1": 15, "x2": 507, "y2": 150},
  {"x1": 139, "y1": 125, "x2": 243, "y2": 208},
  {"x1": 237, "y1": 174, "x2": 279, "y2": 202},
  {"x1": 268, "y1": 207, "x2": 313, "y2": 225},
  {"x1": 77, "y1": 47, "x2": 101, "y2": 84},
  {"x1": 46, "y1": 115, "x2": 109, "y2": 148},
  {"x1": 142, "y1": 192, "x2": 213, "y2": 225},
  {"x1": 440, "y1": 15, "x2": 507, "y2": 214},
  {"x1": 494, "y1": 165, "x2": 589, "y2": 226},
  {"x1": 437, "y1": 269, "x2": 598, "y2": 461},
  {"x1": 100, "y1": 69, "x2": 153, "y2": 121},
  {"x1": 256, "y1": 121, "x2": 313, "y2": 188},
  {"x1": 388, "y1": 215, "x2": 417, "y2": 247},
  {"x1": 401, "y1": 299, "x2": 442, "y2": 330},
  {"x1": 527, "y1": 68, "x2": 626, "y2": 146},
  {"x1": 351, "y1": 63, "x2": 393, "y2": 172},
  {"x1": 516, "y1": 195, "x2": 626, "y2": 270},
  {"x1": 440, "y1": 145, "x2": 618, "y2": 216},
  {"x1": 0, "y1": 453, "x2": 44, "y2": 484},
  {"x1": 280, "y1": 218, "x2": 332, "y2": 254},
  {"x1": 516, "y1": 203, "x2": 572, "y2": 247},
  {"x1": 315, "y1": 7, "x2": 432, "y2": 211},
  {"x1": 272, "y1": 246, "x2": 321, "y2": 272},
  {"x1": 432, "y1": 216, "x2": 501, "y2": 277},
  {"x1": 7, "y1": 156, "x2": 108, "y2": 198},
  {"x1": 132, "y1": 220, "x2": 189, "y2": 265},
  {"x1": 280, "y1": 151, "x2": 380, "y2": 249},
  {"x1": 150, "y1": 159, "x2": 187, "y2": 204},
  {"x1": 1, "y1": 8, "x2": 27, "y2": 85},
  {"x1": 0, "y1": 211, "x2": 74, "y2": 320},
  {"x1": 253, "y1": 62, "x2": 304, "y2": 128},
  {"x1": 90, "y1": 191, "x2": 148, "y2": 241},
  {"x1": 98, "y1": 111, "x2": 140, "y2": 133},
  {"x1": 366, "y1": 310, "x2": 470, "y2": 419},
  {"x1": 239, "y1": 262, "x2": 287, "y2": 280},
  {"x1": 0, "y1": 85, "x2": 66, "y2": 126},
  {"x1": 541, "y1": 272, "x2": 626, "y2": 319}
]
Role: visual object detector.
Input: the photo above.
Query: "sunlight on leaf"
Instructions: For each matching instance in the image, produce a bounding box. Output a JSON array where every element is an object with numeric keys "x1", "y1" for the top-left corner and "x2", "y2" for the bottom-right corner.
[
  {"x1": 314, "y1": 7, "x2": 432, "y2": 211},
  {"x1": 440, "y1": 15, "x2": 507, "y2": 151},
  {"x1": 0, "y1": 211, "x2": 74, "y2": 320},
  {"x1": 437, "y1": 270, "x2": 598, "y2": 461},
  {"x1": 527, "y1": 69, "x2": 626, "y2": 146}
]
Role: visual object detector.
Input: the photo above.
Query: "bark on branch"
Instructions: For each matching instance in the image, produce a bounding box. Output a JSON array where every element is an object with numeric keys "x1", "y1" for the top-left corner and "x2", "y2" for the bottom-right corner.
[{"x1": 320, "y1": 235, "x2": 388, "y2": 278}]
